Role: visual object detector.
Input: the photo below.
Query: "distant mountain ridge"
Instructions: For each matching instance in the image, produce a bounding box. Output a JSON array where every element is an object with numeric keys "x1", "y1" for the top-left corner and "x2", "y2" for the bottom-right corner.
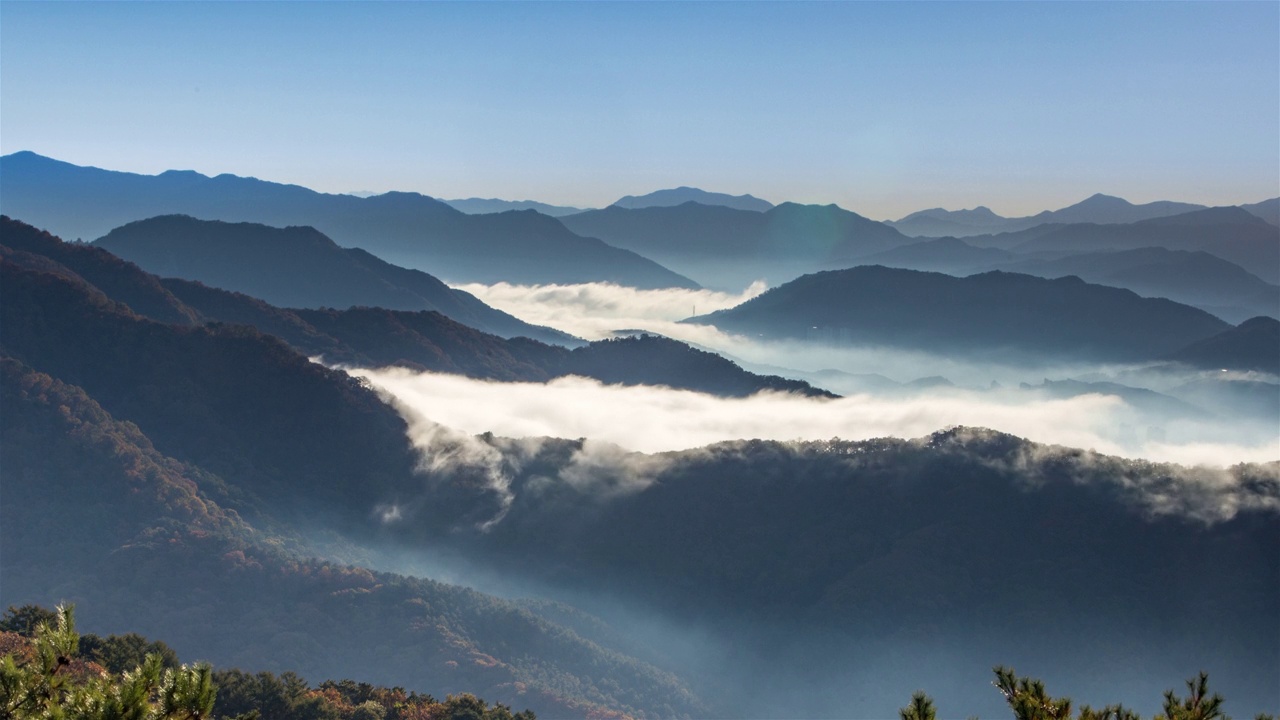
[
  {"x1": 889, "y1": 193, "x2": 1226, "y2": 237},
  {"x1": 562, "y1": 201, "x2": 909, "y2": 289},
  {"x1": 611, "y1": 187, "x2": 774, "y2": 212},
  {"x1": 86, "y1": 215, "x2": 577, "y2": 345},
  {"x1": 0, "y1": 151, "x2": 698, "y2": 289},
  {"x1": 442, "y1": 197, "x2": 586, "y2": 217},
  {"x1": 686, "y1": 265, "x2": 1232, "y2": 363},
  {"x1": 858, "y1": 238, "x2": 1280, "y2": 323},
  {"x1": 4, "y1": 216, "x2": 829, "y2": 398}
]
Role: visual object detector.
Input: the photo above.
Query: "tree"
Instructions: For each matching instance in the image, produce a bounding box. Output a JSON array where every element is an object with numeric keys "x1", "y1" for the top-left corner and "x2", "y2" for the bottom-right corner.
[
  {"x1": 900, "y1": 690, "x2": 937, "y2": 720},
  {"x1": 0, "y1": 604, "x2": 216, "y2": 720}
]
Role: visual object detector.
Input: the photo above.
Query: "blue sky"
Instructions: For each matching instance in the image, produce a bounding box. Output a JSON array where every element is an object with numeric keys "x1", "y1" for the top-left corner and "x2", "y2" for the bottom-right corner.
[{"x1": 2, "y1": 1, "x2": 1276, "y2": 219}]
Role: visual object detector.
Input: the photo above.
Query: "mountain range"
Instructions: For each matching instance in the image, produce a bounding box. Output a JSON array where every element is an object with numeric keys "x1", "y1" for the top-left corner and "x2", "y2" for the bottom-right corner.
[
  {"x1": 442, "y1": 197, "x2": 586, "y2": 217},
  {"x1": 2, "y1": 214, "x2": 1277, "y2": 714},
  {"x1": 3, "y1": 216, "x2": 826, "y2": 398},
  {"x1": 562, "y1": 201, "x2": 910, "y2": 289},
  {"x1": 0, "y1": 151, "x2": 697, "y2": 289},
  {"x1": 861, "y1": 239, "x2": 1280, "y2": 324},
  {"x1": 888, "y1": 193, "x2": 1279, "y2": 237},
  {"x1": 687, "y1": 265, "x2": 1233, "y2": 363},
  {"x1": 611, "y1": 187, "x2": 774, "y2": 212}
]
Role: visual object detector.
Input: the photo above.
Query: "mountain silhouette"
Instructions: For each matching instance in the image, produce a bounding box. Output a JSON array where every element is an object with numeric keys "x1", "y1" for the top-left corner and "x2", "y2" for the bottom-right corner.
[
  {"x1": 889, "y1": 193, "x2": 1210, "y2": 237},
  {"x1": 686, "y1": 265, "x2": 1231, "y2": 362},
  {"x1": 86, "y1": 215, "x2": 576, "y2": 345},
  {"x1": 5, "y1": 216, "x2": 826, "y2": 398},
  {"x1": 611, "y1": 186, "x2": 774, "y2": 212},
  {"x1": 442, "y1": 197, "x2": 586, "y2": 216},
  {"x1": 0, "y1": 151, "x2": 697, "y2": 289},
  {"x1": 1167, "y1": 316, "x2": 1280, "y2": 375},
  {"x1": 563, "y1": 201, "x2": 909, "y2": 288}
]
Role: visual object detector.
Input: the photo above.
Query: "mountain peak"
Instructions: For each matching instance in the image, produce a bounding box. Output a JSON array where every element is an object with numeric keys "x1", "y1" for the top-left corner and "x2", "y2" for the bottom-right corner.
[{"x1": 612, "y1": 187, "x2": 774, "y2": 212}]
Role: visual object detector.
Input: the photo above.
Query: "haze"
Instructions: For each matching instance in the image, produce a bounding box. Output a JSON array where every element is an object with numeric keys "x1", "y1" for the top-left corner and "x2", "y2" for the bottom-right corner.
[{"x1": 2, "y1": 2, "x2": 1277, "y2": 218}]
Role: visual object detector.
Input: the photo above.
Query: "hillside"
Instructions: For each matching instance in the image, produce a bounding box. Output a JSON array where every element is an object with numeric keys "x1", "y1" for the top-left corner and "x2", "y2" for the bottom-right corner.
[
  {"x1": 1167, "y1": 316, "x2": 1280, "y2": 375},
  {"x1": 686, "y1": 266, "x2": 1231, "y2": 362},
  {"x1": 966, "y1": 207, "x2": 1280, "y2": 283},
  {"x1": 889, "y1": 194, "x2": 1209, "y2": 237},
  {"x1": 0, "y1": 152, "x2": 698, "y2": 289},
  {"x1": 611, "y1": 187, "x2": 774, "y2": 212},
  {"x1": 563, "y1": 201, "x2": 909, "y2": 288},
  {"x1": 4, "y1": 216, "x2": 828, "y2": 398},
  {"x1": 402, "y1": 429, "x2": 1280, "y2": 716},
  {"x1": 92, "y1": 214, "x2": 578, "y2": 345},
  {"x1": 443, "y1": 197, "x2": 587, "y2": 216}
]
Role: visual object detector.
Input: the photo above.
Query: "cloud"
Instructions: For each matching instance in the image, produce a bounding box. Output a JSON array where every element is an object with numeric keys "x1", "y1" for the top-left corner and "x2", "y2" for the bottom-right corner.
[
  {"x1": 451, "y1": 280, "x2": 1159, "y2": 387},
  {"x1": 453, "y1": 280, "x2": 766, "y2": 343},
  {"x1": 348, "y1": 367, "x2": 1279, "y2": 467}
]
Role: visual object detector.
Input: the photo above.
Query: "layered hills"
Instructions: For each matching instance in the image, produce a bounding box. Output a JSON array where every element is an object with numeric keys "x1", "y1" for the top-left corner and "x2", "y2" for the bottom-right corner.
[
  {"x1": 611, "y1": 187, "x2": 774, "y2": 212},
  {"x1": 3, "y1": 216, "x2": 827, "y2": 397},
  {"x1": 889, "y1": 193, "x2": 1222, "y2": 237},
  {"x1": 2, "y1": 216, "x2": 1277, "y2": 715},
  {"x1": 0, "y1": 151, "x2": 697, "y2": 289},
  {"x1": 686, "y1": 265, "x2": 1232, "y2": 363},
  {"x1": 860, "y1": 241, "x2": 1280, "y2": 323},
  {"x1": 562, "y1": 201, "x2": 909, "y2": 288}
]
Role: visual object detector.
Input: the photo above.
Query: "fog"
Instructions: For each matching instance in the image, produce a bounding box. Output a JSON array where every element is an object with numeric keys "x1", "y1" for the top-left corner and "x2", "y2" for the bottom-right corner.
[
  {"x1": 347, "y1": 366, "x2": 1277, "y2": 469},
  {"x1": 454, "y1": 280, "x2": 1252, "y2": 389}
]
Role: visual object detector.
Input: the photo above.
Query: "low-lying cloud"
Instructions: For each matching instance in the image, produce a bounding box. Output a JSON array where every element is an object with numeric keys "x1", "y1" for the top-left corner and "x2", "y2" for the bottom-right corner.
[
  {"x1": 349, "y1": 367, "x2": 1279, "y2": 467},
  {"x1": 454, "y1": 280, "x2": 767, "y2": 343},
  {"x1": 452, "y1": 280, "x2": 1164, "y2": 387}
]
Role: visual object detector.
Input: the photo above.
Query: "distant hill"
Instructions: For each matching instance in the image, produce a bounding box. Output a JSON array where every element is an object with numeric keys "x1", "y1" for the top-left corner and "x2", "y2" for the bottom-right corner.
[
  {"x1": 888, "y1": 206, "x2": 1012, "y2": 238},
  {"x1": 611, "y1": 187, "x2": 774, "y2": 212},
  {"x1": 443, "y1": 197, "x2": 587, "y2": 217},
  {"x1": 856, "y1": 237, "x2": 1016, "y2": 275},
  {"x1": 686, "y1": 266, "x2": 1231, "y2": 362},
  {"x1": 84, "y1": 215, "x2": 572, "y2": 345},
  {"x1": 563, "y1": 201, "x2": 909, "y2": 289},
  {"x1": 1004, "y1": 247, "x2": 1280, "y2": 324},
  {"x1": 0, "y1": 151, "x2": 697, "y2": 289},
  {"x1": 1167, "y1": 316, "x2": 1280, "y2": 376},
  {"x1": 1240, "y1": 197, "x2": 1280, "y2": 226},
  {"x1": 1004, "y1": 207, "x2": 1280, "y2": 284},
  {"x1": 889, "y1": 194, "x2": 1209, "y2": 237},
  {"x1": 0, "y1": 354, "x2": 704, "y2": 719},
  {"x1": 5, "y1": 216, "x2": 826, "y2": 398}
]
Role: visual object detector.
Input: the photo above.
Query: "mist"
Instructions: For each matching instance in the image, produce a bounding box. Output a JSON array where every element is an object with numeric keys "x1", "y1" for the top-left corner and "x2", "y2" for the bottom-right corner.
[
  {"x1": 348, "y1": 367, "x2": 1277, "y2": 468},
  {"x1": 453, "y1": 280, "x2": 1264, "y2": 390}
]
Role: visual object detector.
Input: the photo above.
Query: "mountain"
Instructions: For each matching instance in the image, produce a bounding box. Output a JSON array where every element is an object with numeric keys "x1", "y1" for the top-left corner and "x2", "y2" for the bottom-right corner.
[
  {"x1": 1007, "y1": 207, "x2": 1280, "y2": 284},
  {"x1": 92, "y1": 215, "x2": 578, "y2": 345},
  {"x1": 562, "y1": 201, "x2": 910, "y2": 289},
  {"x1": 888, "y1": 206, "x2": 1012, "y2": 238},
  {"x1": 3, "y1": 222, "x2": 1277, "y2": 714},
  {"x1": 686, "y1": 266, "x2": 1231, "y2": 362},
  {"x1": 1003, "y1": 247, "x2": 1280, "y2": 324},
  {"x1": 611, "y1": 187, "x2": 774, "y2": 212},
  {"x1": 856, "y1": 236, "x2": 1016, "y2": 275},
  {"x1": 4, "y1": 216, "x2": 828, "y2": 398},
  {"x1": 0, "y1": 151, "x2": 697, "y2": 289},
  {"x1": 1030, "y1": 193, "x2": 1206, "y2": 225},
  {"x1": 1240, "y1": 197, "x2": 1280, "y2": 226},
  {"x1": 443, "y1": 197, "x2": 587, "y2": 217},
  {"x1": 952, "y1": 207, "x2": 1280, "y2": 284},
  {"x1": 414, "y1": 428, "x2": 1280, "y2": 716},
  {"x1": 0, "y1": 355, "x2": 706, "y2": 719},
  {"x1": 1167, "y1": 316, "x2": 1280, "y2": 375},
  {"x1": 1018, "y1": 378, "x2": 1208, "y2": 419},
  {"x1": 889, "y1": 194, "x2": 1209, "y2": 237}
]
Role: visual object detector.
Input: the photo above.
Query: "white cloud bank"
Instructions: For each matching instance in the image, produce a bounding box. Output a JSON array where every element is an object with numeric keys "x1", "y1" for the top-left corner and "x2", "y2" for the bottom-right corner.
[{"x1": 348, "y1": 367, "x2": 1279, "y2": 468}]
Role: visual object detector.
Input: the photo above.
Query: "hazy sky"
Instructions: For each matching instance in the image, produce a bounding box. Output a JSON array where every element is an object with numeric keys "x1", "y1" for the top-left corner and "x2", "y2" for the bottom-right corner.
[{"x1": 3, "y1": 2, "x2": 1276, "y2": 219}]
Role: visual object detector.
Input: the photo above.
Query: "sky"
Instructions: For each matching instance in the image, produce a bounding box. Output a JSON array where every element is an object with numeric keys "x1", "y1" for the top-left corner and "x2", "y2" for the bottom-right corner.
[{"x1": 2, "y1": 1, "x2": 1277, "y2": 219}]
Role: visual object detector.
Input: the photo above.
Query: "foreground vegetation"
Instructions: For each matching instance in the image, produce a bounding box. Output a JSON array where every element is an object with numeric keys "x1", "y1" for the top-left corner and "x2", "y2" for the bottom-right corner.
[
  {"x1": 900, "y1": 670, "x2": 1276, "y2": 720},
  {"x1": 0, "y1": 606, "x2": 534, "y2": 720}
]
